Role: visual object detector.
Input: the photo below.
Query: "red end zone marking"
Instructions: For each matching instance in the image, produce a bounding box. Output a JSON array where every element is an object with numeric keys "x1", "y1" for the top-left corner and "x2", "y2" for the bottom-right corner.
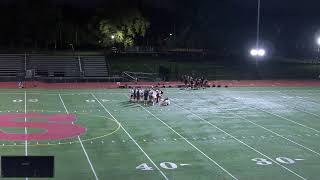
[{"x1": 0, "y1": 113, "x2": 86, "y2": 141}]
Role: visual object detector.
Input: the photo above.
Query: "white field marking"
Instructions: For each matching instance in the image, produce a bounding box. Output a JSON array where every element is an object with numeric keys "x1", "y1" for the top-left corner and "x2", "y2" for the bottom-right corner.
[
  {"x1": 242, "y1": 103, "x2": 320, "y2": 133},
  {"x1": 171, "y1": 101, "x2": 307, "y2": 180},
  {"x1": 204, "y1": 93, "x2": 320, "y2": 156},
  {"x1": 275, "y1": 91, "x2": 320, "y2": 118},
  {"x1": 180, "y1": 164, "x2": 192, "y2": 166},
  {"x1": 231, "y1": 112, "x2": 320, "y2": 157},
  {"x1": 58, "y1": 94, "x2": 99, "y2": 180},
  {"x1": 91, "y1": 94, "x2": 169, "y2": 180},
  {"x1": 274, "y1": 99, "x2": 320, "y2": 119},
  {"x1": 24, "y1": 91, "x2": 28, "y2": 180},
  {"x1": 244, "y1": 92, "x2": 317, "y2": 116},
  {"x1": 295, "y1": 159, "x2": 305, "y2": 161},
  {"x1": 220, "y1": 93, "x2": 320, "y2": 133},
  {"x1": 274, "y1": 91, "x2": 320, "y2": 105},
  {"x1": 132, "y1": 100, "x2": 239, "y2": 180}
]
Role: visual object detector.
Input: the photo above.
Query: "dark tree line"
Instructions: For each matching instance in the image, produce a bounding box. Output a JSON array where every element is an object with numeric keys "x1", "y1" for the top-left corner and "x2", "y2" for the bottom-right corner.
[
  {"x1": 0, "y1": 0, "x2": 151, "y2": 50},
  {"x1": 0, "y1": 0, "x2": 315, "y2": 57}
]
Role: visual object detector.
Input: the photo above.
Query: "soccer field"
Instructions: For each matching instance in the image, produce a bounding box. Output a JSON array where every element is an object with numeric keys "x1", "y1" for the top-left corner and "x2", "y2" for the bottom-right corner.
[{"x1": 0, "y1": 87, "x2": 319, "y2": 180}]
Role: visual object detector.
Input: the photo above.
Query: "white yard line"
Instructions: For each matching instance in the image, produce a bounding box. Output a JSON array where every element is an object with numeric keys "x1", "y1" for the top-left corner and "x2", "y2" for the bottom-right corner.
[
  {"x1": 274, "y1": 91, "x2": 320, "y2": 105},
  {"x1": 275, "y1": 91, "x2": 320, "y2": 107},
  {"x1": 171, "y1": 101, "x2": 307, "y2": 180},
  {"x1": 91, "y1": 93, "x2": 169, "y2": 180},
  {"x1": 242, "y1": 103, "x2": 320, "y2": 133},
  {"x1": 217, "y1": 92, "x2": 320, "y2": 133},
  {"x1": 58, "y1": 94, "x2": 99, "y2": 180},
  {"x1": 133, "y1": 101, "x2": 239, "y2": 180},
  {"x1": 232, "y1": 113, "x2": 320, "y2": 157},
  {"x1": 202, "y1": 93, "x2": 320, "y2": 157},
  {"x1": 24, "y1": 91, "x2": 28, "y2": 180},
  {"x1": 261, "y1": 93, "x2": 320, "y2": 119}
]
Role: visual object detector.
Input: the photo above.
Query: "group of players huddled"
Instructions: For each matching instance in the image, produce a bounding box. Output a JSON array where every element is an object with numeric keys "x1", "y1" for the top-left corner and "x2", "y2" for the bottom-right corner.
[
  {"x1": 129, "y1": 87, "x2": 170, "y2": 106},
  {"x1": 182, "y1": 75, "x2": 209, "y2": 89}
]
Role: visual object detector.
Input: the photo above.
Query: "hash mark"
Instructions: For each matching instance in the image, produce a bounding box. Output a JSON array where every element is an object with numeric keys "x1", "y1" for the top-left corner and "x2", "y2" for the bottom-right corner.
[{"x1": 180, "y1": 164, "x2": 192, "y2": 166}]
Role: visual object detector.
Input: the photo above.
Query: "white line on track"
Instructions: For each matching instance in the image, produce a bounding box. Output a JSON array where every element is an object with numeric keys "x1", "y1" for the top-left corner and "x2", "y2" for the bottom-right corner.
[
  {"x1": 132, "y1": 98, "x2": 238, "y2": 180},
  {"x1": 24, "y1": 91, "x2": 28, "y2": 180},
  {"x1": 58, "y1": 94, "x2": 99, "y2": 180},
  {"x1": 24, "y1": 91, "x2": 28, "y2": 156},
  {"x1": 91, "y1": 93, "x2": 169, "y2": 180},
  {"x1": 171, "y1": 101, "x2": 307, "y2": 180}
]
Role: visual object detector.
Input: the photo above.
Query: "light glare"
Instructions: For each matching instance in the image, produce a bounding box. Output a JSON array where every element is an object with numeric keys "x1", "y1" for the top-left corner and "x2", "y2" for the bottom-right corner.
[
  {"x1": 250, "y1": 49, "x2": 258, "y2": 56},
  {"x1": 317, "y1": 37, "x2": 320, "y2": 45},
  {"x1": 250, "y1": 48, "x2": 265, "y2": 57},
  {"x1": 258, "y1": 49, "x2": 265, "y2": 56}
]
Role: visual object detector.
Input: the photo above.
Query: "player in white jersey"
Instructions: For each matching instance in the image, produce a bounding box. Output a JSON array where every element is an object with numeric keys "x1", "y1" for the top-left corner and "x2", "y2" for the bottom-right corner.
[
  {"x1": 129, "y1": 87, "x2": 134, "y2": 101},
  {"x1": 160, "y1": 97, "x2": 170, "y2": 106},
  {"x1": 152, "y1": 90, "x2": 157, "y2": 105}
]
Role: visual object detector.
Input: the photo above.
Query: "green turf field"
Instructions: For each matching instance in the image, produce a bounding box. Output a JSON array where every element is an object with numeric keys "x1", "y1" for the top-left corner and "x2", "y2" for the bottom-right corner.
[{"x1": 0, "y1": 87, "x2": 319, "y2": 180}]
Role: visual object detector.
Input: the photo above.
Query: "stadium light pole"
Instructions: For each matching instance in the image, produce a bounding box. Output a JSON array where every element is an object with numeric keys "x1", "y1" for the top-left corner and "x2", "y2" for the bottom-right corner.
[
  {"x1": 69, "y1": 43, "x2": 75, "y2": 56},
  {"x1": 250, "y1": 0, "x2": 265, "y2": 58},
  {"x1": 249, "y1": 0, "x2": 265, "y2": 79},
  {"x1": 256, "y1": 0, "x2": 261, "y2": 51}
]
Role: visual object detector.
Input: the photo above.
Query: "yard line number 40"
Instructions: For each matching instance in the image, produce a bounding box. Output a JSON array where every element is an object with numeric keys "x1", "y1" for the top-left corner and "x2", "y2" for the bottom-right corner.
[{"x1": 136, "y1": 162, "x2": 190, "y2": 171}]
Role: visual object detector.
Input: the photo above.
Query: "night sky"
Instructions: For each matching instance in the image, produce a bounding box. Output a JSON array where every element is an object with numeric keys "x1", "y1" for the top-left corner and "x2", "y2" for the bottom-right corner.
[{"x1": 1, "y1": 0, "x2": 320, "y2": 56}]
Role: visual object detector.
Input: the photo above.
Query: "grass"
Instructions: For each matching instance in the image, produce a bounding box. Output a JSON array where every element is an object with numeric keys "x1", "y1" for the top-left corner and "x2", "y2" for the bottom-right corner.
[
  {"x1": 109, "y1": 56, "x2": 320, "y2": 80},
  {"x1": 0, "y1": 87, "x2": 319, "y2": 179}
]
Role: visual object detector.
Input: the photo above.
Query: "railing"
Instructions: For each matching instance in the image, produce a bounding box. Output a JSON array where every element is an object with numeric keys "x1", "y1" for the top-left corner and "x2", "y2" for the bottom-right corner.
[
  {"x1": 122, "y1": 71, "x2": 159, "y2": 82},
  {"x1": 122, "y1": 71, "x2": 137, "y2": 82}
]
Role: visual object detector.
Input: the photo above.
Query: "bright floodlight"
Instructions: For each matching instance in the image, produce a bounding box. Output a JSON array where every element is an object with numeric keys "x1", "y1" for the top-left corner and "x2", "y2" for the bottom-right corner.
[
  {"x1": 317, "y1": 37, "x2": 320, "y2": 45},
  {"x1": 250, "y1": 48, "x2": 266, "y2": 57},
  {"x1": 250, "y1": 49, "x2": 258, "y2": 56},
  {"x1": 111, "y1": 35, "x2": 115, "y2": 39},
  {"x1": 169, "y1": 33, "x2": 173, "y2": 36},
  {"x1": 258, "y1": 49, "x2": 265, "y2": 56}
]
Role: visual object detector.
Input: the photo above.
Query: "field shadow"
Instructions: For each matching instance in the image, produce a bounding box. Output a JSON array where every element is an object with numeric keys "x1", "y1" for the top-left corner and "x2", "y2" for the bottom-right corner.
[{"x1": 120, "y1": 101, "x2": 153, "y2": 108}]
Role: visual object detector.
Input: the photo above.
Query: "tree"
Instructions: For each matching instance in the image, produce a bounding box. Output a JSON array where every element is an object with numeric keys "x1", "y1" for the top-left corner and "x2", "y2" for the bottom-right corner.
[{"x1": 98, "y1": 9, "x2": 150, "y2": 49}]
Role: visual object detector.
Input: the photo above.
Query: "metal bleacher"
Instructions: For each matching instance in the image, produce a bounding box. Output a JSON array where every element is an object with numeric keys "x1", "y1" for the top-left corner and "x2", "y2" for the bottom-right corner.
[
  {"x1": 81, "y1": 56, "x2": 109, "y2": 78},
  {"x1": 0, "y1": 54, "x2": 24, "y2": 78},
  {"x1": 0, "y1": 54, "x2": 113, "y2": 81},
  {"x1": 28, "y1": 55, "x2": 81, "y2": 78}
]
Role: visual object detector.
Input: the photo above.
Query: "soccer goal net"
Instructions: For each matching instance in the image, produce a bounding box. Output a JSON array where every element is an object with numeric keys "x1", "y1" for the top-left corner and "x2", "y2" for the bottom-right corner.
[{"x1": 122, "y1": 71, "x2": 160, "y2": 82}]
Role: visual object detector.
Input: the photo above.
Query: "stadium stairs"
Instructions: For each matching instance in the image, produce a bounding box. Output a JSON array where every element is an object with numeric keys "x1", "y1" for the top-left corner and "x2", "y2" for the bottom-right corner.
[{"x1": 81, "y1": 56, "x2": 110, "y2": 79}]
